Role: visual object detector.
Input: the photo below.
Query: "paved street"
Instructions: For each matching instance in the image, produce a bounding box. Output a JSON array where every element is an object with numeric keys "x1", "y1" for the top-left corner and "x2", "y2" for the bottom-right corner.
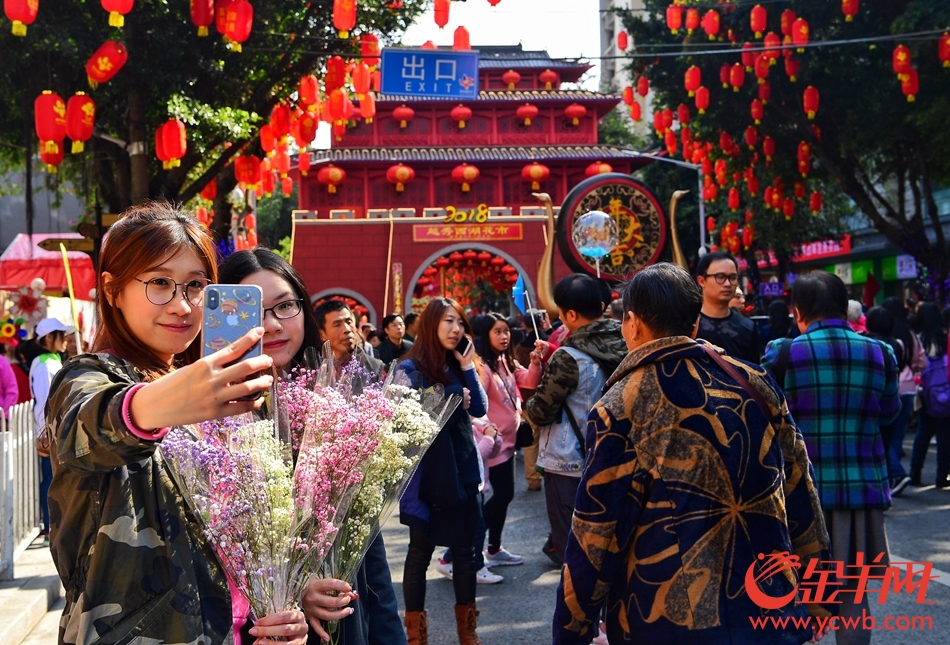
[{"x1": 21, "y1": 443, "x2": 950, "y2": 644}]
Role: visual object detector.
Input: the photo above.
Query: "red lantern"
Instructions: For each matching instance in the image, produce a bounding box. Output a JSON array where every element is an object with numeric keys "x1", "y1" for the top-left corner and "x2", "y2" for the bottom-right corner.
[
  {"x1": 764, "y1": 32, "x2": 782, "y2": 63},
  {"x1": 463, "y1": 250, "x2": 478, "y2": 265},
  {"x1": 893, "y1": 44, "x2": 912, "y2": 77},
  {"x1": 680, "y1": 125, "x2": 692, "y2": 150},
  {"x1": 809, "y1": 191, "x2": 823, "y2": 214},
  {"x1": 522, "y1": 162, "x2": 550, "y2": 190},
  {"x1": 298, "y1": 111, "x2": 319, "y2": 144},
  {"x1": 452, "y1": 163, "x2": 479, "y2": 191},
  {"x1": 783, "y1": 197, "x2": 795, "y2": 220},
  {"x1": 359, "y1": 94, "x2": 376, "y2": 122},
  {"x1": 299, "y1": 75, "x2": 319, "y2": 110},
  {"x1": 281, "y1": 176, "x2": 293, "y2": 197},
  {"x1": 803, "y1": 85, "x2": 819, "y2": 119},
  {"x1": 695, "y1": 86, "x2": 709, "y2": 114},
  {"x1": 585, "y1": 161, "x2": 613, "y2": 177},
  {"x1": 332, "y1": 0, "x2": 356, "y2": 39},
  {"x1": 224, "y1": 0, "x2": 253, "y2": 52},
  {"x1": 34, "y1": 91, "x2": 66, "y2": 150},
  {"x1": 317, "y1": 164, "x2": 345, "y2": 193},
  {"x1": 754, "y1": 54, "x2": 770, "y2": 83},
  {"x1": 325, "y1": 56, "x2": 347, "y2": 92},
  {"x1": 201, "y1": 180, "x2": 217, "y2": 201},
  {"x1": 652, "y1": 110, "x2": 665, "y2": 136},
  {"x1": 750, "y1": 99, "x2": 764, "y2": 124},
  {"x1": 702, "y1": 10, "x2": 720, "y2": 40},
  {"x1": 797, "y1": 141, "x2": 811, "y2": 177},
  {"x1": 261, "y1": 170, "x2": 276, "y2": 196},
  {"x1": 758, "y1": 80, "x2": 772, "y2": 103},
  {"x1": 477, "y1": 251, "x2": 492, "y2": 267},
  {"x1": 630, "y1": 102, "x2": 641, "y2": 121},
  {"x1": 40, "y1": 140, "x2": 63, "y2": 173},
  {"x1": 939, "y1": 33, "x2": 950, "y2": 68},
  {"x1": 101, "y1": 0, "x2": 133, "y2": 28},
  {"x1": 744, "y1": 126, "x2": 757, "y2": 150},
  {"x1": 780, "y1": 9, "x2": 797, "y2": 37},
  {"x1": 162, "y1": 119, "x2": 187, "y2": 169},
  {"x1": 677, "y1": 103, "x2": 690, "y2": 125},
  {"x1": 387, "y1": 163, "x2": 415, "y2": 192},
  {"x1": 448, "y1": 104, "x2": 472, "y2": 129},
  {"x1": 393, "y1": 104, "x2": 414, "y2": 128},
  {"x1": 842, "y1": 0, "x2": 859, "y2": 22},
  {"x1": 517, "y1": 103, "x2": 539, "y2": 126},
  {"x1": 792, "y1": 19, "x2": 809, "y2": 53},
  {"x1": 65, "y1": 93, "x2": 95, "y2": 154},
  {"x1": 297, "y1": 152, "x2": 311, "y2": 177},
  {"x1": 564, "y1": 103, "x2": 586, "y2": 126},
  {"x1": 684, "y1": 66, "x2": 701, "y2": 96},
  {"x1": 502, "y1": 69, "x2": 521, "y2": 90},
  {"x1": 763, "y1": 136, "x2": 775, "y2": 162},
  {"x1": 728, "y1": 187, "x2": 740, "y2": 211},
  {"x1": 685, "y1": 8, "x2": 700, "y2": 35},
  {"x1": 190, "y1": 0, "x2": 214, "y2": 36},
  {"x1": 785, "y1": 56, "x2": 799, "y2": 82},
  {"x1": 273, "y1": 150, "x2": 290, "y2": 177},
  {"x1": 742, "y1": 225, "x2": 755, "y2": 250},
  {"x1": 617, "y1": 30, "x2": 628, "y2": 52},
  {"x1": 196, "y1": 206, "x2": 209, "y2": 228},
  {"x1": 741, "y1": 43, "x2": 756, "y2": 71},
  {"x1": 706, "y1": 216, "x2": 716, "y2": 233},
  {"x1": 636, "y1": 75, "x2": 649, "y2": 98},
  {"x1": 901, "y1": 68, "x2": 919, "y2": 101},
  {"x1": 729, "y1": 63, "x2": 745, "y2": 92},
  {"x1": 794, "y1": 181, "x2": 806, "y2": 201},
  {"x1": 453, "y1": 25, "x2": 471, "y2": 51},
  {"x1": 331, "y1": 122, "x2": 346, "y2": 141},
  {"x1": 720, "y1": 63, "x2": 731, "y2": 89},
  {"x1": 623, "y1": 86, "x2": 634, "y2": 106},
  {"x1": 259, "y1": 124, "x2": 276, "y2": 156},
  {"x1": 216, "y1": 0, "x2": 233, "y2": 34},
  {"x1": 449, "y1": 251, "x2": 464, "y2": 264},
  {"x1": 436, "y1": 256, "x2": 451, "y2": 268},
  {"x1": 666, "y1": 5, "x2": 683, "y2": 34},
  {"x1": 661, "y1": 109, "x2": 674, "y2": 131},
  {"x1": 750, "y1": 5, "x2": 767, "y2": 39},
  {"x1": 86, "y1": 40, "x2": 128, "y2": 88},
  {"x1": 434, "y1": 0, "x2": 449, "y2": 28},
  {"x1": 352, "y1": 63, "x2": 371, "y2": 99},
  {"x1": 235, "y1": 155, "x2": 262, "y2": 188},
  {"x1": 5, "y1": 0, "x2": 39, "y2": 36},
  {"x1": 328, "y1": 89, "x2": 348, "y2": 124},
  {"x1": 361, "y1": 33, "x2": 380, "y2": 67},
  {"x1": 490, "y1": 256, "x2": 505, "y2": 268},
  {"x1": 747, "y1": 175, "x2": 759, "y2": 196},
  {"x1": 539, "y1": 69, "x2": 559, "y2": 90}
]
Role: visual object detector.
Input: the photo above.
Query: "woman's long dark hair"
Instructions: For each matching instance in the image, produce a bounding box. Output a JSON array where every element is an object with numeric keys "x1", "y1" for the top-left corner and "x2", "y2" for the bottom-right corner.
[
  {"x1": 881, "y1": 297, "x2": 915, "y2": 360},
  {"x1": 403, "y1": 297, "x2": 473, "y2": 385},
  {"x1": 474, "y1": 312, "x2": 515, "y2": 375},
  {"x1": 218, "y1": 248, "x2": 321, "y2": 367},
  {"x1": 916, "y1": 302, "x2": 947, "y2": 357}
]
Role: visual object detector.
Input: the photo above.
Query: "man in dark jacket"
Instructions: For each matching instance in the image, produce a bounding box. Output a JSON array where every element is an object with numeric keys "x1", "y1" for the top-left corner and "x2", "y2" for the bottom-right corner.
[
  {"x1": 375, "y1": 313, "x2": 413, "y2": 365},
  {"x1": 525, "y1": 274, "x2": 627, "y2": 566},
  {"x1": 315, "y1": 300, "x2": 386, "y2": 376}
]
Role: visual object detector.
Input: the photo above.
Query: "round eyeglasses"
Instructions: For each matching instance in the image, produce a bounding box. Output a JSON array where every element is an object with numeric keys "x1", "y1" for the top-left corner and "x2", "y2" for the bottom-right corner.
[
  {"x1": 264, "y1": 299, "x2": 304, "y2": 320},
  {"x1": 134, "y1": 277, "x2": 210, "y2": 307}
]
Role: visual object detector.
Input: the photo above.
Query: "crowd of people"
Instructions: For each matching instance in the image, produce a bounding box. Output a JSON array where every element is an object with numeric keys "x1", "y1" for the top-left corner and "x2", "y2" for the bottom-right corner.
[{"x1": 12, "y1": 203, "x2": 950, "y2": 645}]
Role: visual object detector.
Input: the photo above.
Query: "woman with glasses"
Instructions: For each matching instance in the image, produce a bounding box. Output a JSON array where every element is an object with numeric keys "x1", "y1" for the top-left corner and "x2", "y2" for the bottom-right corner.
[
  {"x1": 43, "y1": 203, "x2": 307, "y2": 645},
  {"x1": 219, "y1": 248, "x2": 407, "y2": 645}
]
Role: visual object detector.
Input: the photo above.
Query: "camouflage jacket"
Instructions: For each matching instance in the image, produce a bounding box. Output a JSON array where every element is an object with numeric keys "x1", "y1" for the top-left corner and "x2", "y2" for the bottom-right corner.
[
  {"x1": 524, "y1": 318, "x2": 626, "y2": 428},
  {"x1": 46, "y1": 353, "x2": 233, "y2": 645}
]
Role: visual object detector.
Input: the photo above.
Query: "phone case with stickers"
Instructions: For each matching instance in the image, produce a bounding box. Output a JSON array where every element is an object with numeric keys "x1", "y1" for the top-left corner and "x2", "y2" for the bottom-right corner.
[{"x1": 201, "y1": 284, "x2": 263, "y2": 361}]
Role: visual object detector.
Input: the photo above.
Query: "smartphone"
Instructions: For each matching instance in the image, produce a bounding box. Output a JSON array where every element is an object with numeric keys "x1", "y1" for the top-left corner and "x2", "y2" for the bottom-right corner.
[
  {"x1": 201, "y1": 284, "x2": 263, "y2": 363},
  {"x1": 455, "y1": 336, "x2": 471, "y2": 356}
]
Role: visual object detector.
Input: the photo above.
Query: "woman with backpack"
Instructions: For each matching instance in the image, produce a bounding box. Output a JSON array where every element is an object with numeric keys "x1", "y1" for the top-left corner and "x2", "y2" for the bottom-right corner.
[{"x1": 909, "y1": 302, "x2": 950, "y2": 488}]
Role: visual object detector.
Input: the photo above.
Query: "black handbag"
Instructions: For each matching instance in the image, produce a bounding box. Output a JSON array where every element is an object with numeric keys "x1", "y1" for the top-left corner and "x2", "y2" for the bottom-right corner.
[{"x1": 515, "y1": 420, "x2": 535, "y2": 449}]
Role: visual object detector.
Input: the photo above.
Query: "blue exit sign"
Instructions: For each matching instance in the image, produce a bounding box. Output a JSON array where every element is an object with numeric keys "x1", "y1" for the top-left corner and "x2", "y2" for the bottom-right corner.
[{"x1": 380, "y1": 48, "x2": 480, "y2": 99}]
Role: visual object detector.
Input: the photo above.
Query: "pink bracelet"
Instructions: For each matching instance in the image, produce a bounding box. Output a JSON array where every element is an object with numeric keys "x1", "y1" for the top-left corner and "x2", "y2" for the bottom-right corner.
[{"x1": 122, "y1": 383, "x2": 170, "y2": 439}]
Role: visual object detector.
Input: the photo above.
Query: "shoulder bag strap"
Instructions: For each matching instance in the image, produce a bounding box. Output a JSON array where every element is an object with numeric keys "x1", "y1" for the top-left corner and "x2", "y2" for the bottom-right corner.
[
  {"x1": 700, "y1": 343, "x2": 773, "y2": 423},
  {"x1": 563, "y1": 404, "x2": 585, "y2": 454}
]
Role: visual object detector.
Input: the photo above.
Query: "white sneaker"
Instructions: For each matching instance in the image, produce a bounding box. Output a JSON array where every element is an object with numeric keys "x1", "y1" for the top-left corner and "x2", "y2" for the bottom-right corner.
[
  {"x1": 476, "y1": 565, "x2": 504, "y2": 584},
  {"x1": 435, "y1": 558, "x2": 453, "y2": 580},
  {"x1": 484, "y1": 546, "x2": 525, "y2": 567}
]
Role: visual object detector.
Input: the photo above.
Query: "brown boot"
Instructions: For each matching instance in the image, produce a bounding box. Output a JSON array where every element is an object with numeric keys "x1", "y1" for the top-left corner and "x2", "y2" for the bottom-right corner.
[
  {"x1": 404, "y1": 610, "x2": 428, "y2": 645},
  {"x1": 454, "y1": 602, "x2": 485, "y2": 645}
]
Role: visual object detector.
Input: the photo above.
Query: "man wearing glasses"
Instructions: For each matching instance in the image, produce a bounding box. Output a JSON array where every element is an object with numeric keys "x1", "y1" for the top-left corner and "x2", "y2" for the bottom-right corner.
[{"x1": 695, "y1": 251, "x2": 761, "y2": 364}]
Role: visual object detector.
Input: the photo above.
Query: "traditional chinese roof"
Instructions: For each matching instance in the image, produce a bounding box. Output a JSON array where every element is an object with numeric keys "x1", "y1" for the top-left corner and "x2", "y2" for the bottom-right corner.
[
  {"x1": 475, "y1": 45, "x2": 591, "y2": 71},
  {"x1": 377, "y1": 89, "x2": 619, "y2": 104},
  {"x1": 305, "y1": 145, "x2": 651, "y2": 166}
]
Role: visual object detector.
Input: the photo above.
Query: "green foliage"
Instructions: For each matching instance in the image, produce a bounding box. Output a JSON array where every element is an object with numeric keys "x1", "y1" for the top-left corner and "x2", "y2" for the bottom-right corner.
[
  {"x1": 620, "y1": 0, "x2": 950, "y2": 296},
  {"x1": 255, "y1": 185, "x2": 296, "y2": 249},
  {"x1": 274, "y1": 236, "x2": 293, "y2": 261},
  {"x1": 598, "y1": 107, "x2": 647, "y2": 149}
]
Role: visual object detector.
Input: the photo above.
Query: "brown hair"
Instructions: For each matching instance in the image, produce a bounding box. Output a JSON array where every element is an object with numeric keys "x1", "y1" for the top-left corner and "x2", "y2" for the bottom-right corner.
[
  {"x1": 403, "y1": 297, "x2": 473, "y2": 385},
  {"x1": 93, "y1": 202, "x2": 218, "y2": 380}
]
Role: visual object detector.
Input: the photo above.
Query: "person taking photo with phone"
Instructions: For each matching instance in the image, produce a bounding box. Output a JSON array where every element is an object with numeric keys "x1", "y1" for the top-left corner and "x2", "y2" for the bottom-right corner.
[{"x1": 44, "y1": 203, "x2": 307, "y2": 645}]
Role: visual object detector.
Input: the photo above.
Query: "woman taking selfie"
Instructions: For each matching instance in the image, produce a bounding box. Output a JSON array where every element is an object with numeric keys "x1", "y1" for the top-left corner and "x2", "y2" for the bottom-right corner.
[
  {"x1": 219, "y1": 248, "x2": 406, "y2": 645},
  {"x1": 397, "y1": 298, "x2": 488, "y2": 645},
  {"x1": 44, "y1": 204, "x2": 306, "y2": 645}
]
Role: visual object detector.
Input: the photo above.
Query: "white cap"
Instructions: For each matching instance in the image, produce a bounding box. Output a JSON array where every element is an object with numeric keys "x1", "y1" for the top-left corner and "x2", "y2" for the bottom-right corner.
[{"x1": 36, "y1": 318, "x2": 76, "y2": 339}]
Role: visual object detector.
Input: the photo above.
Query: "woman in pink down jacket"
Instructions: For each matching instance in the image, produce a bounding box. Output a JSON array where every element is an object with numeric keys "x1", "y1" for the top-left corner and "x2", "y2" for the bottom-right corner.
[{"x1": 473, "y1": 313, "x2": 545, "y2": 568}]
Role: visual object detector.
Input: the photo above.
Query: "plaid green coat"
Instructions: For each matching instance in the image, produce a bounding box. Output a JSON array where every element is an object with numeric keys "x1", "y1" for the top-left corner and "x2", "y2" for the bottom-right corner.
[{"x1": 46, "y1": 353, "x2": 233, "y2": 645}]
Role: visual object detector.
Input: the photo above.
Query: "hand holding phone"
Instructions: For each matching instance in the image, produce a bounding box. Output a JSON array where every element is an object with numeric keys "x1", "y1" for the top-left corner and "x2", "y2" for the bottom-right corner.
[
  {"x1": 455, "y1": 336, "x2": 471, "y2": 356},
  {"x1": 454, "y1": 335, "x2": 474, "y2": 369},
  {"x1": 202, "y1": 284, "x2": 264, "y2": 400}
]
